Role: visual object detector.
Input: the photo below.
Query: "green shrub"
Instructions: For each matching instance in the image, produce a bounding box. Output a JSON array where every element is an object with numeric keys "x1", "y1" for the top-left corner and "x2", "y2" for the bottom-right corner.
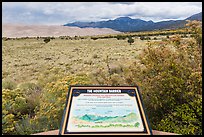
[
  {"x1": 44, "y1": 37, "x2": 50, "y2": 43},
  {"x1": 140, "y1": 36, "x2": 151, "y2": 40},
  {"x1": 127, "y1": 36, "x2": 134, "y2": 45},
  {"x1": 2, "y1": 79, "x2": 17, "y2": 90},
  {"x1": 18, "y1": 82, "x2": 42, "y2": 115},
  {"x1": 15, "y1": 115, "x2": 40, "y2": 135},
  {"x1": 116, "y1": 35, "x2": 126, "y2": 40},
  {"x1": 157, "y1": 98, "x2": 202, "y2": 135},
  {"x1": 91, "y1": 37, "x2": 98, "y2": 40}
]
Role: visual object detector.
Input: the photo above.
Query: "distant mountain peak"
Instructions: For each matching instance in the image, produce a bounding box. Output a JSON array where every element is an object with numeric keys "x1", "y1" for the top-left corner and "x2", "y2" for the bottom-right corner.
[
  {"x1": 115, "y1": 16, "x2": 133, "y2": 21},
  {"x1": 64, "y1": 12, "x2": 202, "y2": 32}
]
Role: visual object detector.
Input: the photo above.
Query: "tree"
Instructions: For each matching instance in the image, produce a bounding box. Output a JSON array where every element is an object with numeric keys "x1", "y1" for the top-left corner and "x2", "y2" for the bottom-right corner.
[{"x1": 127, "y1": 36, "x2": 134, "y2": 45}]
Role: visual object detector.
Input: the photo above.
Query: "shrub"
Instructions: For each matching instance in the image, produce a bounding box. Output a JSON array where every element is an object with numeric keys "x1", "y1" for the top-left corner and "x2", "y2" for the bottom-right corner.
[
  {"x1": 18, "y1": 82, "x2": 42, "y2": 115},
  {"x1": 59, "y1": 36, "x2": 64, "y2": 39},
  {"x1": 92, "y1": 54, "x2": 99, "y2": 59},
  {"x1": 109, "y1": 65, "x2": 123, "y2": 75},
  {"x1": 44, "y1": 37, "x2": 51, "y2": 43},
  {"x1": 181, "y1": 34, "x2": 187, "y2": 38},
  {"x1": 91, "y1": 37, "x2": 98, "y2": 40},
  {"x1": 15, "y1": 115, "x2": 41, "y2": 135},
  {"x1": 2, "y1": 74, "x2": 92, "y2": 135},
  {"x1": 170, "y1": 35, "x2": 181, "y2": 46},
  {"x1": 2, "y1": 89, "x2": 30, "y2": 134},
  {"x1": 2, "y1": 79, "x2": 17, "y2": 90},
  {"x1": 74, "y1": 36, "x2": 79, "y2": 40},
  {"x1": 116, "y1": 35, "x2": 126, "y2": 40},
  {"x1": 127, "y1": 36, "x2": 134, "y2": 45},
  {"x1": 145, "y1": 36, "x2": 151, "y2": 40},
  {"x1": 140, "y1": 36, "x2": 145, "y2": 40},
  {"x1": 84, "y1": 59, "x2": 93, "y2": 65},
  {"x1": 2, "y1": 71, "x2": 10, "y2": 79},
  {"x1": 186, "y1": 20, "x2": 202, "y2": 48},
  {"x1": 33, "y1": 74, "x2": 91, "y2": 132},
  {"x1": 2, "y1": 37, "x2": 10, "y2": 41},
  {"x1": 124, "y1": 24, "x2": 202, "y2": 134},
  {"x1": 140, "y1": 36, "x2": 151, "y2": 40},
  {"x1": 157, "y1": 98, "x2": 202, "y2": 135}
]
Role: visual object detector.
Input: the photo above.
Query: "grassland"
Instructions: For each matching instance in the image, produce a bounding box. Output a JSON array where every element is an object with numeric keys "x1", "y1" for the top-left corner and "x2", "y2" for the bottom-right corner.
[
  {"x1": 2, "y1": 35, "x2": 150, "y2": 85},
  {"x1": 2, "y1": 31, "x2": 191, "y2": 86}
]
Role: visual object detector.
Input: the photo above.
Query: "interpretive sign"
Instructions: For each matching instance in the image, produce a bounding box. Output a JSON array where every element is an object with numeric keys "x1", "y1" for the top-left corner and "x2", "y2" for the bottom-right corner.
[{"x1": 59, "y1": 86, "x2": 152, "y2": 135}]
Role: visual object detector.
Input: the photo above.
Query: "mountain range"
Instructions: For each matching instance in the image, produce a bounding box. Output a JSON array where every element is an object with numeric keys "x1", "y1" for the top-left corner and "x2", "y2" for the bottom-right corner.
[
  {"x1": 77, "y1": 112, "x2": 137, "y2": 123},
  {"x1": 64, "y1": 12, "x2": 202, "y2": 32}
]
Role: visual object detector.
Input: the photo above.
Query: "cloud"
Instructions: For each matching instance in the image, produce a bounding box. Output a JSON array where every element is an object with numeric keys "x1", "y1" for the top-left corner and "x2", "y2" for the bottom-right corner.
[
  {"x1": 2, "y1": 2, "x2": 202, "y2": 25},
  {"x1": 108, "y1": 2, "x2": 135, "y2": 5}
]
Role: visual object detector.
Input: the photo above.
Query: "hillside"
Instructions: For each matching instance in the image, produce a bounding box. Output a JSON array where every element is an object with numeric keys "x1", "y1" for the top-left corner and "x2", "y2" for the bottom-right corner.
[
  {"x1": 185, "y1": 12, "x2": 202, "y2": 21},
  {"x1": 64, "y1": 12, "x2": 202, "y2": 32}
]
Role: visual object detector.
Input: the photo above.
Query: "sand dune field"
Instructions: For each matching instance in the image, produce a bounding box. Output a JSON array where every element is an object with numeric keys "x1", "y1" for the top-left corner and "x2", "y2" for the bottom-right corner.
[{"x1": 2, "y1": 24, "x2": 121, "y2": 38}]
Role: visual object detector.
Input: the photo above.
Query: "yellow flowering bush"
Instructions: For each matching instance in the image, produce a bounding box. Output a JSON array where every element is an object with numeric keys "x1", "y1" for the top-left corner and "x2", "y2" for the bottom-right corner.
[
  {"x1": 33, "y1": 74, "x2": 91, "y2": 133},
  {"x1": 2, "y1": 89, "x2": 28, "y2": 134}
]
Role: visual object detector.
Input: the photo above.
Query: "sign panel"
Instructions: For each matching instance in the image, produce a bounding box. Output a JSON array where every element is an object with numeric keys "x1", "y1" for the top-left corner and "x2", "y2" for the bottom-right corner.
[{"x1": 59, "y1": 86, "x2": 152, "y2": 135}]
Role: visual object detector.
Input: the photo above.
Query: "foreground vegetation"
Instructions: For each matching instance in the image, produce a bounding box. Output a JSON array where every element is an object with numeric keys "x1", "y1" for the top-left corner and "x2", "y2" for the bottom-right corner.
[{"x1": 2, "y1": 21, "x2": 202, "y2": 135}]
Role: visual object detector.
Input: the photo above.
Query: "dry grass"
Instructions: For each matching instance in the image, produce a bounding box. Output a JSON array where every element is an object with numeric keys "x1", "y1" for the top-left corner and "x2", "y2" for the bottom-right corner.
[{"x1": 2, "y1": 37, "x2": 148, "y2": 85}]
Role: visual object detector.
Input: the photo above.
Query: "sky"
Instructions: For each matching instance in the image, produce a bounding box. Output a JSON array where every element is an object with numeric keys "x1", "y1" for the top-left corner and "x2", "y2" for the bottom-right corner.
[{"x1": 2, "y1": 2, "x2": 202, "y2": 25}]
